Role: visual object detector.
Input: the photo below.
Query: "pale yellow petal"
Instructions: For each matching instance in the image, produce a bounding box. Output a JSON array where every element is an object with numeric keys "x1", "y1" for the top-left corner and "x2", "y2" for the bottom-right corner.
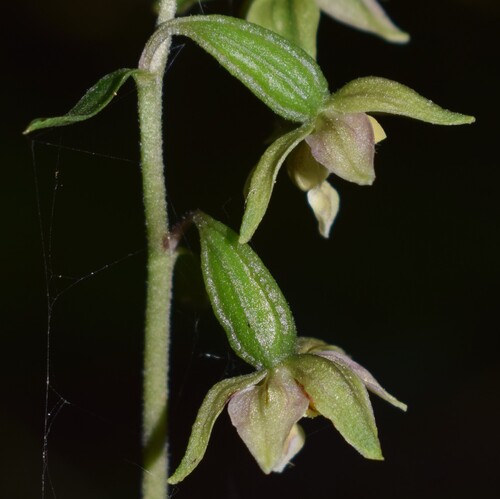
[{"x1": 307, "y1": 181, "x2": 340, "y2": 238}]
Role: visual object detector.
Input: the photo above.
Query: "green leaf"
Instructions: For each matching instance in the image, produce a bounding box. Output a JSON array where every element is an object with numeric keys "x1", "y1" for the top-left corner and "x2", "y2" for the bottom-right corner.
[
  {"x1": 246, "y1": 0, "x2": 321, "y2": 58},
  {"x1": 24, "y1": 69, "x2": 142, "y2": 134},
  {"x1": 316, "y1": 0, "x2": 409, "y2": 43},
  {"x1": 286, "y1": 353, "x2": 383, "y2": 460},
  {"x1": 330, "y1": 77, "x2": 476, "y2": 125},
  {"x1": 194, "y1": 212, "x2": 297, "y2": 369},
  {"x1": 240, "y1": 122, "x2": 314, "y2": 243},
  {"x1": 168, "y1": 370, "x2": 267, "y2": 484},
  {"x1": 146, "y1": 15, "x2": 329, "y2": 122}
]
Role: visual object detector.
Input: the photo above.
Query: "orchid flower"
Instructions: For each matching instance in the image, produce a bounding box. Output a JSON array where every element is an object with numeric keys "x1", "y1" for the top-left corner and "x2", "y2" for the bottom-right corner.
[
  {"x1": 168, "y1": 213, "x2": 406, "y2": 483},
  {"x1": 239, "y1": 77, "x2": 475, "y2": 242},
  {"x1": 169, "y1": 335, "x2": 406, "y2": 483}
]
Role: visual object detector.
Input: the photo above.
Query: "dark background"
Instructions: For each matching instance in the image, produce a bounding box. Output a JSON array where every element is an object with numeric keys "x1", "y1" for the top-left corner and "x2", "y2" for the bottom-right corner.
[{"x1": 2, "y1": 1, "x2": 499, "y2": 498}]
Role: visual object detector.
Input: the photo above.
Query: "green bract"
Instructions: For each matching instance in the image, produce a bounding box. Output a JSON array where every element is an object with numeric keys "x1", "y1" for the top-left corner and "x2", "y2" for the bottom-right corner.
[
  {"x1": 23, "y1": 69, "x2": 142, "y2": 133},
  {"x1": 169, "y1": 216, "x2": 406, "y2": 483},
  {"x1": 240, "y1": 77, "x2": 475, "y2": 242},
  {"x1": 142, "y1": 15, "x2": 330, "y2": 122},
  {"x1": 194, "y1": 211, "x2": 297, "y2": 368}
]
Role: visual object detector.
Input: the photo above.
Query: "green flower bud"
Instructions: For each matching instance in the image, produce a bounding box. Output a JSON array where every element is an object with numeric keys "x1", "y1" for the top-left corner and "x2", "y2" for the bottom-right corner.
[{"x1": 194, "y1": 212, "x2": 297, "y2": 368}]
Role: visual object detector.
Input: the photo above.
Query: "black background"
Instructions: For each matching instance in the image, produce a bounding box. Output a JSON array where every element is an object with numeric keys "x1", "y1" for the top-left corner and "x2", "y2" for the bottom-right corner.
[{"x1": 2, "y1": 1, "x2": 499, "y2": 498}]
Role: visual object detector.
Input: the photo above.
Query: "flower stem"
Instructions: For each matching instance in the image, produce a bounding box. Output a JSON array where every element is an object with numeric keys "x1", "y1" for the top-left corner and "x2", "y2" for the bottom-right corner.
[{"x1": 136, "y1": 1, "x2": 176, "y2": 498}]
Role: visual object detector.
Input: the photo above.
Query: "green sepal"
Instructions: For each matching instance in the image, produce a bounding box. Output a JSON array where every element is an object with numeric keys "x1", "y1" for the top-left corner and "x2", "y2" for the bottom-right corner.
[
  {"x1": 316, "y1": 0, "x2": 409, "y2": 43},
  {"x1": 145, "y1": 15, "x2": 329, "y2": 122},
  {"x1": 286, "y1": 353, "x2": 383, "y2": 460},
  {"x1": 24, "y1": 68, "x2": 143, "y2": 134},
  {"x1": 240, "y1": 122, "x2": 314, "y2": 243},
  {"x1": 168, "y1": 369, "x2": 267, "y2": 484},
  {"x1": 313, "y1": 349, "x2": 408, "y2": 411},
  {"x1": 194, "y1": 212, "x2": 297, "y2": 368},
  {"x1": 329, "y1": 77, "x2": 476, "y2": 125},
  {"x1": 246, "y1": 0, "x2": 321, "y2": 59}
]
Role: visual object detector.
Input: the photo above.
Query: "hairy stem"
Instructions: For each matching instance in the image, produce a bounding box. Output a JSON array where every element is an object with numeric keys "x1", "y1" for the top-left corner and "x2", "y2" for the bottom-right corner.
[{"x1": 137, "y1": 1, "x2": 176, "y2": 497}]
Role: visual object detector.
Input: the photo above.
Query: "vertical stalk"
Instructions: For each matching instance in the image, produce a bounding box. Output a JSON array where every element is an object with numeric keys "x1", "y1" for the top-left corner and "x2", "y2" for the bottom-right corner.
[{"x1": 137, "y1": 1, "x2": 176, "y2": 498}]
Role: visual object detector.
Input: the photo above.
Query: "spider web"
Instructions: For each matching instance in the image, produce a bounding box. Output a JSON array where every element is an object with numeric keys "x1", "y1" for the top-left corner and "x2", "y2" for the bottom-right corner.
[
  {"x1": 31, "y1": 125, "x2": 146, "y2": 498},
  {"x1": 28, "y1": 38, "x2": 240, "y2": 497}
]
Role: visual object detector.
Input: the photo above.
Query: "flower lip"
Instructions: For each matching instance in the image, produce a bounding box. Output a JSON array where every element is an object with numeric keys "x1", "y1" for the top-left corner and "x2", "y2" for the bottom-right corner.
[{"x1": 228, "y1": 365, "x2": 309, "y2": 474}]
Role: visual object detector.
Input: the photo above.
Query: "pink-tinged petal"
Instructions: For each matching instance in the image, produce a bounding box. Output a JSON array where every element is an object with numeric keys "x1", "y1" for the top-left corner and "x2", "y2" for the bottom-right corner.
[
  {"x1": 306, "y1": 112, "x2": 376, "y2": 186},
  {"x1": 228, "y1": 366, "x2": 309, "y2": 473},
  {"x1": 168, "y1": 369, "x2": 267, "y2": 484},
  {"x1": 314, "y1": 349, "x2": 407, "y2": 411},
  {"x1": 286, "y1": 353, "x2": 383, "y2": 460}
]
